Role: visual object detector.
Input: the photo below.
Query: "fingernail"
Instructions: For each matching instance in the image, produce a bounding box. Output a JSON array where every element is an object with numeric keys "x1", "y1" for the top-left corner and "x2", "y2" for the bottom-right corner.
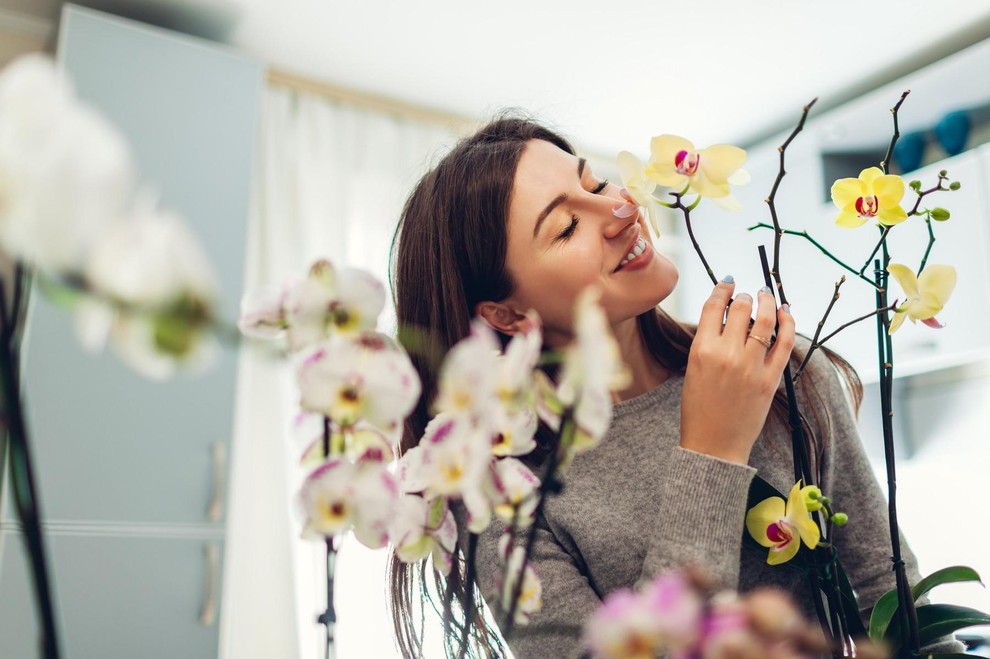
[
  {"x1": 759, "y1": 285, "x2": 772, "y2": 295},
  {"x1": 721, "y1": 275, "x2": 734, "y2": 284},
  {"x1": 736, "y1": 293, "x2": 752, "y2": 303},
  {"x1": 782, "y1": 304, "x2": 791, "y2": 314}
]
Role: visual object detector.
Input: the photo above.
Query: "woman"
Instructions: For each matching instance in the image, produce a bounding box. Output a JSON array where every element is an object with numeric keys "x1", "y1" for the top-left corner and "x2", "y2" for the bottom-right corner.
[{"x1": 387, "y1": 116, "x2": 937, "y2": 658}]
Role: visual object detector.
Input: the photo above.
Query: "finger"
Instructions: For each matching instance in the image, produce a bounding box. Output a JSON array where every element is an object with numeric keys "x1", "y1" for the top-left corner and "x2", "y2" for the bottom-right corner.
[
  {"x1": 723, "y1": 291, "x2": 754, "y2": 343},
  {"x1": 767, "y1": 304, "x2": 796, "y2": 372},
  {"x1": 696, "y1": 277, "x2": 735, "y2": 337},
  {"x1": 745, "y1": 286, "x2": 778, "y2": 357}
]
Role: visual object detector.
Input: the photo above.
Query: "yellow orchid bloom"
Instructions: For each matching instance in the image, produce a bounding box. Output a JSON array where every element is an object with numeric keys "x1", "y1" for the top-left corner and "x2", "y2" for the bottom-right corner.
[
  {"x1": 886, "y1": 263, "x2": 957, "y2": 334},
  {"x1": 644, "y1": 134, "x2": 749, "y2": 210},
  {"x1": 615, "y1": 151, "x2": 660, "y2": 237},
  {"x1": 746, "y1": 482, "x2": 821, "y2": 566},
  {"x1": 831, "y1": 167, "x2": 907, "y2": 228}
]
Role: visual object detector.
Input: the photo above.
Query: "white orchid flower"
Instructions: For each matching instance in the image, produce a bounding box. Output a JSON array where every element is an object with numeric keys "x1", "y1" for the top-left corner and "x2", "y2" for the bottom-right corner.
[
  {"x1": 0, "y1": 54, "x2": 134, "y2": 274},
  {"x1": 489, "y1": 457, "x2": 540, "y2": 527},
  {"x1": 390, "y1": 494, "x2": 457, "y2": 575},
  {"x1": 434, "y1": 320, "x2": 501, "y2": 419},
  {"x1": 298, "y1": 458, "x2": 397, "y2": 549},
  {"x1": 495, "y1": 532, "x2": 543, "y2": 625},
  {"x1": 296, "y1": 332, "x2": 420, "y2": 434},
  {"x1": 75, "y1": 204, "x2": 219, "y2": 379}
]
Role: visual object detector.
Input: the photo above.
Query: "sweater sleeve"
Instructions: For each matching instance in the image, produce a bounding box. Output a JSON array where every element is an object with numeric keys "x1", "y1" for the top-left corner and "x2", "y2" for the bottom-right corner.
[
  {"x1": 473, "y1": 517, "x2": 601, "y2": 659},
  {"x1": 637, "y1": 447, "x2": 757, "y2": 589}
]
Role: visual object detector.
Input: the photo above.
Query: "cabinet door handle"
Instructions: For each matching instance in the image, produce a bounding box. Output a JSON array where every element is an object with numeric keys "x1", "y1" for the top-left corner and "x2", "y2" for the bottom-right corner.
[
  {"x1": 207, "y1": 442, "x2": 227, "y2": 522},
  {"x1": 200, "y1": 541, "x2": 219, "y2": 626}
]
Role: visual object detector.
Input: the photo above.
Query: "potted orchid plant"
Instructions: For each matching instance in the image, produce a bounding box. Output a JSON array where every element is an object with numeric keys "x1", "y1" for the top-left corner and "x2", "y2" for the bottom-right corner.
[{"x1": 613, "y1": 93, "x2": 990, "y2": 658}]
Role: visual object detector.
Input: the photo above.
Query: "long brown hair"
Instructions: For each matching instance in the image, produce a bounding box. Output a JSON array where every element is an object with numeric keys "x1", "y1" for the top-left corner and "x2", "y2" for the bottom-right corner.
[{"x1": 387, "y1": 113, "x2": 862, "y2": 658}]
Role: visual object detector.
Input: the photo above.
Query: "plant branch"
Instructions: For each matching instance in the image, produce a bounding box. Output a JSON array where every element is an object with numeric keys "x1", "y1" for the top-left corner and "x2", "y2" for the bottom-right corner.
[
  {"x1": 672, "y1": 193, "x2": 717, "y2": 285},
  {"x1": 502, "y1": 409, "x2": 571, "y2": 637},
  {"x1": 792, "y1": 304, "x2": 898, "y2": 383},
  {"x1": 457, "y1": 533, "x2": 479, "y2": 659},
  {"x1": 749, "y1": 223, "x2": 880, "y2": 290},
  {"x1": 880, "y1": 91, "x2": 910, "y2": 175},
  {"x1": 765, "y1": 98, "x2": 817, "y2": 305},
  {"x1": 791, "y1": 277, "x2": 845, "y2": 381},
  {"x1": 919, "y1": 218, "x2": 937, "y2": 274}
]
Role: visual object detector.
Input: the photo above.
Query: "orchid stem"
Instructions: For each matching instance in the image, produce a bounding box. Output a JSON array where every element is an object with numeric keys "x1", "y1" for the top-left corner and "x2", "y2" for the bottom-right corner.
[
  {"x1": 791, "y1": 276, "x2": 843, "y2": 382},
  {"x1": 918, "y1": 218, "x2": 936, "y2": 274},
  {"x1": 874, "y1": 260, "x2": 920, "y2": 657},
  {"x1": 880, "y1": 91, "x2": 910, "y2": 175},
  {"x1": 673, "y1": 194, "x2": 717, "y2": 285},
  {"x1": 502, "y1": 409, "x2": 572, "y2": 638},
  {"x1": 765, "y1": 98, "x2": 817, "y2": 305},
  {"x1": 748, "y1": 224, "x2": 880, "y2": 291},
  {"x1": 857, "y1": 226, "x2": 892, "y2": 276},
  {"x1": 0, "y1": 268, "x2": 61, "y2": 659},
  {"x1": 457, "y1": 534, "x2": 479, "y2": 659}
]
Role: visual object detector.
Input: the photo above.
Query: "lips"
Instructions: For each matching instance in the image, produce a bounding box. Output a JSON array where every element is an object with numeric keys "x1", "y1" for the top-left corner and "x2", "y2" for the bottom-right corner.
[{"x1": 614, "y1": 235, "x2": 648, "y2": 272}]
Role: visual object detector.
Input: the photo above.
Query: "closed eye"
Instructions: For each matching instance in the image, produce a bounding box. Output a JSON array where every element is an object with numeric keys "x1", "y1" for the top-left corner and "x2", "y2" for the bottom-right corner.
[
  {"x1": 554, "y1": 215, "x2": 579, "y2": 242},
  {"x1": 591, "y1": 178, "x2": 609, "y2": 194}
]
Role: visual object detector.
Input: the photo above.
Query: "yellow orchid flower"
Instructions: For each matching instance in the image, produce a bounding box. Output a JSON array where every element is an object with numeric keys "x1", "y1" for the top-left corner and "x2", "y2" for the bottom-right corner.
[
  {"x1": 615, "y1": 151, "x2": 660, "y2": 237},
  {"x1": 644, "y1": 134, "x2": 749, "y2": 210},
  {"x1": 746, "y1": 482, "x2": 820, "y2": 566},
  {"x1": 887, "y1": 263, "x2": 957, "y2": 334},
  {"x1": 830, "y1": 167, "x2": 907, "y2": 228}
]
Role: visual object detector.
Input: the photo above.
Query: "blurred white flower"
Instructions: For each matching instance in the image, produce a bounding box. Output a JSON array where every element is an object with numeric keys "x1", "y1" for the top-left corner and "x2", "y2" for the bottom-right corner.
[
  {"x1": 296, "y1": 332, "x2": 420, "y2": 434},
  {"x1": 0, "y1": 54, "x2": 133, "y2": 273},
  {"x1": 494, "y1": 532, "x2": 543, "y2": 625},
  {"x1": 298, "y1": 458, "x2": 398, "y2": 549},
  {"x1": 433, "y1": 320, "x2": 501, "y2": 419},
  {"x1": 75, "y1": 204, "x2": 219, "y2": 379},
  {"x1": 489, "y1": 457, "x2": 540, "y2": 527},
  {"x1": 390, "y1": 494, "x2": 457, "y2": 575}
]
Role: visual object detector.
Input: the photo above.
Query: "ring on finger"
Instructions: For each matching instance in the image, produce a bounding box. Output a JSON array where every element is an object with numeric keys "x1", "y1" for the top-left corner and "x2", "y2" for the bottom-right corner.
[{"x1": 747, "y1": 333, "x2": 773, "y2": 349}]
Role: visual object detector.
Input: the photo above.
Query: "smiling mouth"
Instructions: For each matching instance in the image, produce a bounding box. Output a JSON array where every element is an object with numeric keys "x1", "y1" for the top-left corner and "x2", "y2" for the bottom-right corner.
[{"x1": 614, "y1": 236, "x2": 648, "y2": 272}]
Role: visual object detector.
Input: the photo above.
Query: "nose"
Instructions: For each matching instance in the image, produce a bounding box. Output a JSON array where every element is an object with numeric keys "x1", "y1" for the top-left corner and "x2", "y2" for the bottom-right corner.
[{"x1": 593, "y1": 193, "x2": 638, "y2": 240}]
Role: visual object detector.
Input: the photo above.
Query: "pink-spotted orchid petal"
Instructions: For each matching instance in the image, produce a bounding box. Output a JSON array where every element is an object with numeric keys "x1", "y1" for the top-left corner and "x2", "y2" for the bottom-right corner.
[
  {"x1": 328, "y1": 267, "x2": 386, "y2": 335},
  {"x1": 350, "y1": 463, "x2": 398, "y2": 549},
  {"x1": 298, "y1": 458, "x2": 357, "y2": 540},
  {"x1": 745, "y1": 482, "x2": 820, "y2": 566},
  {"x1": 645, "y1": 135, "x2": 748, "y2": 208},
  {"x1": 489, "y1": 457, "x2": 540, "y2": 527},
  {"x1": 490, "y1": 406, "x2": 538, "y2": 457},
  {"x1": 238, "y1": 285, "x2": 288, "y2": 339},
  {"x1": 494, "y1": 539, "x2": 543, "y2": 625},
  {"x1": 434, "y1": 320, "x2": 501, "y2": 419},
  {"x1": 831, "y1": 167, "x2": 907, "y2": 229},
  {"x1": 887, "y1": 263, "x2": 957, "y2": 334}
]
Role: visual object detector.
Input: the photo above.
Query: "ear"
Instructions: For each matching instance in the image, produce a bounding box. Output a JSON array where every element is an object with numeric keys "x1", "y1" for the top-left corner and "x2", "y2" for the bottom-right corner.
[{"x1": 475, "y1": 300, "x2": 528, "y2": 335}]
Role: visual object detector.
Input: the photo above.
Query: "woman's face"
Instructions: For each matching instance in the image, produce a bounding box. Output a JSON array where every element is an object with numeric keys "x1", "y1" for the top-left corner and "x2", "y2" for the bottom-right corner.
[{"x1": 497, "y1": 139, "x2": 679, "y2": 341}]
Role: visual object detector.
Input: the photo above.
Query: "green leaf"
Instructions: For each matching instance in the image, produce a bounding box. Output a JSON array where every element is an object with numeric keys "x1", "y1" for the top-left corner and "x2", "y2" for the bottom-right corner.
[
  {"x1": 870, "y1": 567, "x2": 983, "y2": 643},
  {"x1": 912, "y1": 566, "x2": 984, "y2": 602},
  {"x1": 887, "y1": 604, "x2": 990, "y2": 653},
  {"x1": 869, "y1": 588, "x2": 900, "y2": 642},
  {"x1": 833, "y1": 556, "x2": 867, "y2": 637}
]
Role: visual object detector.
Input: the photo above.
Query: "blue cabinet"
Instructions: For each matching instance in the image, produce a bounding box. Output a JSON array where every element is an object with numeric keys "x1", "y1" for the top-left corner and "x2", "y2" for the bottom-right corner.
[{"x1": 0, "y1": 5, "x2": 261, "y2": 657}]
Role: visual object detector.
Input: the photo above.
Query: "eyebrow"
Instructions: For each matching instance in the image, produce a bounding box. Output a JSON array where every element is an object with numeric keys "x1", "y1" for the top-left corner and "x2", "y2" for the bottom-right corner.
[{"x1": 533, "y1": 157, "x2": 587, "y2": 238}]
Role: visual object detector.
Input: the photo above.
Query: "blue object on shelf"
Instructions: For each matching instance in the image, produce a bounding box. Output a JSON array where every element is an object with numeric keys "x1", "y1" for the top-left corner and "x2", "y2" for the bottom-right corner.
[
  {"x1": 893, "y1": 131, "x2": 926, "y2": 172},
  {"x1": 934, "y1": 110, "x2": 971, "y2": 156}
]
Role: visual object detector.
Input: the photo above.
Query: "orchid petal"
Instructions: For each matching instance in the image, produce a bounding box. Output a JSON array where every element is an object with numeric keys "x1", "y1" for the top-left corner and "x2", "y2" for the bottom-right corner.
[
  {"x1": 830, "y1": 178, "x2": 865, "y2": 210},
  {"x1": 745, "y1": 496, "x2": 785, "y2": 547},
  {"x1": 887, "y1": 264, "x2": 920, "y2": 299},
  {"x1": 888, "y1": 310, "x2": 908, "y2": 334}
]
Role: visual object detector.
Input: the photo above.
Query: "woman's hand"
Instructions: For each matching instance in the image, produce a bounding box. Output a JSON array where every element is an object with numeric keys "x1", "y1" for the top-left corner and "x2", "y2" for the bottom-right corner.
[{"x1": 680, "y1": 277, "x2": 796, "y2": 465}]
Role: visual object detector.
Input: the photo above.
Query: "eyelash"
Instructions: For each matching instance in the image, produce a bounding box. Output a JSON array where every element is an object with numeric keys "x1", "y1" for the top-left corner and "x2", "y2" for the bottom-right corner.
[
  {"x1": 553, "y1": 179, "x2": 609, "y2": 242},
  {"x1": 555, "y1": 215, "x2": 579, "y2": 242}
]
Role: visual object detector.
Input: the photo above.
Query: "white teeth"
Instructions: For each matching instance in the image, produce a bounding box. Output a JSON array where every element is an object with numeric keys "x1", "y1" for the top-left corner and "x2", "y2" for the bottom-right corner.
[{"x1": 618, "y1": 238, "x2": 649, "y2": 270}]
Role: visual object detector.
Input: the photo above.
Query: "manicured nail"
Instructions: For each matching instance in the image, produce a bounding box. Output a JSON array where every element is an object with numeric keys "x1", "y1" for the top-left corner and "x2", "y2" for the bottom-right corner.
[
  {"x1": 736, "y1": 293, "x2": 752, "y2": 303},
  {"x1": 759, "y1": 285, "x2": 772, "y2": 295},
  {"x1": 782, "y1": 304, "x2": 791, "y2": 314},
  {"x1": 721, "y1": 275, "x2": 734, "y2": 284}
]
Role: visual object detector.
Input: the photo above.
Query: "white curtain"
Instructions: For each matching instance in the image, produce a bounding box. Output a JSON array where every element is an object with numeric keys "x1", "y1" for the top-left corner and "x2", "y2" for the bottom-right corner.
[{"x1": 220, "y1": 85, "x2": 461, "y2": 659}]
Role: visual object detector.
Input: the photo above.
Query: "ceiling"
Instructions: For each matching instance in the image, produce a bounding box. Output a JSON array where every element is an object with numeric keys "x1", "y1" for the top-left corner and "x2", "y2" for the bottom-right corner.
[{"x1": 5, "y1": 1, "x2": 990, "y2": 155}]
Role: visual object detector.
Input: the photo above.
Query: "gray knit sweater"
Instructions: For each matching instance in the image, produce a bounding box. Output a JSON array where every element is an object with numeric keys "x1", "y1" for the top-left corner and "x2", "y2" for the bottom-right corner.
[{"x1": 470, "y1": 347, "x2": 962, "y2": 658}]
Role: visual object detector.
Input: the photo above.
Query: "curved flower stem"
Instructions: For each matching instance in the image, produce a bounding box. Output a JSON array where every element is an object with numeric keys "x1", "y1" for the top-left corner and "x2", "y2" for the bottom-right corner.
[
  {"x1": 502, "y1": 409, "x2": 572, "y2": 638},
  {"x1": 766, "y1": 98, "x2": 817, "y2": 306},
  {"x1": 790, "y1": 277, "x2": 845, "y2": 382},
  {"x1": 457, "y1": 533, "x2": 479, "y2": 659},
  {"x1": 0, "y1": 267, "x2": 61, "y2": 659},
  {"x1": 880, "y1": 91, "x2": 910, "y2": 175},
  {"x1": 792, "y1": 304, "x2": 897, "y2": 383},
  {"x1": 857, "y1": 226, "x2": 892, "y2": 276},
  {"x1": 918, "y1": 218, "x2": 936, "y2": 274},
  {"x1": 874, "y1": 261, "x2": 920, "y2": 657},
  {"x1": 671, "y1": 193, "x2": 717, "y2": 285},
  {"x1": 749, "y1": 223, "x2": 880, "y2": 290}
]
